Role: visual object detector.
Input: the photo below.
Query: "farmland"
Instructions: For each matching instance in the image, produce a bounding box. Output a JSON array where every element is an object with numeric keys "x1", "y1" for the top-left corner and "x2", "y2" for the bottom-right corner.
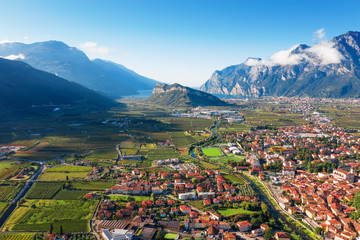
[
  {"x1": 70, "y1": 181, "x2": 114, "y2": 191},
  {"x1": 0, "y1": 161, "x2": 30, "y2": 180},
  {"x1": 39, "y1": 165, "x2": 92, "y2": 181},
  {"x1": 202, "y1": 147, "x2": 223, "y2": 157},
  {"x1": 26, "y1": 182, "x2": 64, "y2": 199},
  {"x1": 3, "y1": 199, "x2": 98, "y2": 232},
  {"x1": 237, "y1": 184, "x2": 257, "y2": 196},
  {"x1": 223, "y1": 174, "x2": 246, "y2": 184},
  {"x1": 0, "y1": 181, "x2": 24, "y2": 201},
  {"x1": 53, "y1": 190, "x2": 86, "y2": 200},
  {"x1": 0, "y1": 233, "x2": 35, "y2": 240}
]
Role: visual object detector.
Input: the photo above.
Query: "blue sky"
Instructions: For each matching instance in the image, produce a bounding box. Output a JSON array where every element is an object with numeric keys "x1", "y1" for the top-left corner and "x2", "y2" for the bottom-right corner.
[{"x1": 0, "y1": 0, "x2": 359, "y2": 86}]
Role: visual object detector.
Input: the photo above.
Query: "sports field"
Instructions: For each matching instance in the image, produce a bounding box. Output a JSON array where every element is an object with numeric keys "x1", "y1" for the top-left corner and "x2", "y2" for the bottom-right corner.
[{"x1": 202, "y1": 147, "x2": 223, "y2": 157}]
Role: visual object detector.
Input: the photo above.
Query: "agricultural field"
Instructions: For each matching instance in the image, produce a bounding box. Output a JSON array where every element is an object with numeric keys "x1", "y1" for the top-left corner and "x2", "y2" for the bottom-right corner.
[
  {"x1": 71, "y1": 181, "x2": 114, "y2": 190},
  {"x1": 145, "y1": 149, "x2": 179, "y2": 160},
  {"x1": 46, "y1": 166, "x2": 93, "y2": 172},
  {"x1": 3, "y1": 199, "x2": 98, "y2": 232},
  {"x1": 0, "y1": 202, "x2": 9, "y2": 218},
  {"x1": 164, "y1": 233, "x2": 178, "y2": 240},
  {"x1": 202, "y1": 147, "x2": 223, "y2": 157},
  {"x1": 39, "y1": 165, "x2": 92, "y2": 181},
  {"x1": 237, "y1": 184, "x2": 257, "y2": 196},
  {"x1": 0, "y1": 160, "x2": 30, "y2": 180},
  {"x1": 0, "y1": 181, "x2": 24, "y2": 201},
  {"x1": 223, "y1": 174, "x2": 246, "y2": 184},
  {"x1": 0, "y1": 233, "x2": 35, "y2": 240},
  {"x1": 199, "y1": 161, "x2": 219, "y2": 169},
  {"x1": 26, "y1": 182, "x2": 64, "y2": 199},
  {"x1": 167, "y1": 118, "x2": 213, "y2": 131},
  {"x1": 53, "y1": 190, "x2": 86, "y2": 200},
  {"x1": 169, "y1": 132, "x2": 196, "y2": 146}
]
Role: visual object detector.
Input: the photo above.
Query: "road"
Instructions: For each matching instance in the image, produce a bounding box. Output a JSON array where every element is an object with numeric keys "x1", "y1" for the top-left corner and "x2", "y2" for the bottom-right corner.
[
  {"x1": 0, "y1": 162, "x2": 44, "y2": 230},
  {"x1": 115, "y1": 128, "x2": 131, "y2": 165}
]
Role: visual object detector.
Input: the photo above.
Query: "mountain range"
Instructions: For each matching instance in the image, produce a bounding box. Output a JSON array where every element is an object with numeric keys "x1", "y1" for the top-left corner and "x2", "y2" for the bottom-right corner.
[
  {"x1": 147, "y1": 83, "x2": 228, "y2": 107},
  {"x1": 200, "y1": 31, "x2": 360, "y2": 98},
  {"x1": 0, "y1": 41, "x2": 158, "y2": 98},
  {"x1": 0, "y1": 58, "x2": 115, "y2": 115}
]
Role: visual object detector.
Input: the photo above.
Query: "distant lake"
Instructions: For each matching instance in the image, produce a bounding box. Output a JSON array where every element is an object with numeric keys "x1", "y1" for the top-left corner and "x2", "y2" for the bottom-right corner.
[{"x1": 125, "y1": 90, "x2": 153, "y2": 98}]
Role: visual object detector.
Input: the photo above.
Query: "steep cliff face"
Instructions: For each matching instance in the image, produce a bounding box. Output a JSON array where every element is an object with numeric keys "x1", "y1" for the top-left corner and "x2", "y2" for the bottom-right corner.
[
  {"x1": 200, "y1": 31, "x2": 360, "y2": 98},
  {"x1": 147, "y1": 83, "x2": 228, "y2": 107}
]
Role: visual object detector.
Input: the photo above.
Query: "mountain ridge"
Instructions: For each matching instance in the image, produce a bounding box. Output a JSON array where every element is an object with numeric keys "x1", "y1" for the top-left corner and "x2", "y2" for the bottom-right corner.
[
  {"x1": 200, "y1": 31, "x2": 360, "y2": 98},
  {"x1": 0, "y1": 41, "x2": 158, "y2": 98},
  {"x1": 147, "y1": 83, "x2": 229, "y2": 107}
]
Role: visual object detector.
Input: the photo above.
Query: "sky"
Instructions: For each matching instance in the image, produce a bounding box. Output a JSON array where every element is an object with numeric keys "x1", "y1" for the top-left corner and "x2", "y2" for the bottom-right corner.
[{"x1": 0, "y1": 0, "x2": 359, "y2": 87}]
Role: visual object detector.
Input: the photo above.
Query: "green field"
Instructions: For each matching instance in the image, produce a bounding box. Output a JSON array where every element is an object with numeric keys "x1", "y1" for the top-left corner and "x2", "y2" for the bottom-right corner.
[
  {"x1": 165, "y1": 233, "x2": 178, "y2": 240},
  {"x1": 26, "y1": 182, "x2": 64, "y2": 199},
  {"x1": 71, "y1": 181, "x2": 114, "y2": 190},
  {"x1": 39, "y1": 171, "x2": 89, "y2": 181},
  {"x1": 223, "y1": 174, "x2": 246, "y2": 184},
  {"x1": 0, "y1": 202, "x2": 9, "y2": 218},
  {"x1": 200, "y1": 161, "x2": 219, "y2": 169},
  {"x1": 4, "y1": 199, "x2": 98, "y2": 232},
  {"x1": 0, "y1": 161, "x2": 30, "y2": 180},
  {"x1": 46, "y1": 165, "x2": 93, "y2": 172},
  {"x1": 218, "y1": 208, "x2": 260, "y2": 217},
  {"x1": 169, "y1": 132, "x2": 196, "y2": 146},
  {"x1": 0, "y1": 233, "x2": 35, "y2": 240},
  {"x1": 202, "y1": 147, "x2": 223, "y2": 157},
  {"x1": 53, "y1": 190, "x2": 86, "y2": 200},
  {"x1": 0, "y1": 181, "x2": 23, "y2": 201}
]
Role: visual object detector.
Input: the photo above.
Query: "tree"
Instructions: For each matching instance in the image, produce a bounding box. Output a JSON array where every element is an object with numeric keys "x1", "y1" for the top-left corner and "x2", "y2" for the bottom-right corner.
[
  {"x1": 264, "y1": 227, "x2": 273, "y2": 240},
  {"x1": 49, "y1": 223, "x2": 53, "y2": 234},
  {"x1": 60, "y1": 225, "x2": 63, "y2": 235},
  {"x1": 66, "y1": 175, "x2": 69, "y2": 181},
  {"x1": 315, "y1": 227, "x2": 322, "y2": 235},
  {"x1": 151, "y1": 193, "x2": 155, "y2": 202},
  {"x1": 155, "y1": 230, "x2": 165, "y2": 240}
]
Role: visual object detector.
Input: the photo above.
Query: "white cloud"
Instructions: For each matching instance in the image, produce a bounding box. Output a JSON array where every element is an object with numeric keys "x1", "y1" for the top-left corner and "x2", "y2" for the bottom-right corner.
[
  {"x1": 269, "y1": 44, "x2": 306, "y2": 65},
  {"x1": 24, "y1": 36, "x2": 29, "y2": 40},
  {"x1": 313, "y1": 28, "x2": 327, "y2": 41},
  {"x1": 79, "y1": 42, "x2": 109, "y2": 55},
  {"x1": 0, "y1": 39, "x2": 14, "y2": 44},
  {"x1": 305, "y1": 41, "x2": 343, "y2": 65},
  {"x1": 0, "y1": 54, "x2": 25, "y2": 60}
]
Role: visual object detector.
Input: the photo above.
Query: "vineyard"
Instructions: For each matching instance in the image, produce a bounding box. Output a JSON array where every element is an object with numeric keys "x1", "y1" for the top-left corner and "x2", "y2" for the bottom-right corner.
[
  {"x1": 0, "y1": 181, "x2": 23, "y2": 201},
  {"x1": 237, "y1": 184, "x2": 257, "y2": 196},
  {"x1": 53, "y1": 190, "x2": 86, "y2": 200},
  {"x1": 0, "y1": 233, "x2": 35, "y2": 240},
  {"x1": 26, "y1": 182, "x2": 63, "y2": 199},
  {"x1": 4, "y1": 199, "x2": 98, "y2": 232}
]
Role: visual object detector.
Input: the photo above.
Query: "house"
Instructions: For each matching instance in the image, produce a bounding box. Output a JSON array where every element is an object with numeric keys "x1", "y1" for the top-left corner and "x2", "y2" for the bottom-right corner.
[
  {"x1": 275, "y1": 232, "x2": 290, "y2": 240},
  {"x1": 252, "y1": 228, "x2": 265, "y2": 236},
  {"x1": 179, "y1": 205, "x2": 191, "y2": 214},
  {"x1": 178, "y1": 192, "x2": 196, "y2": 200},
  {"x1": 207, "y1": 210, "x2": 221, "y2": 221},
  {"x1": 223, "y1": 231, "x2": 236, "y2": 240},
  {"x1": 237, "y1": 221, "x2": 252, "y2": 232},
  {"x1": 189, "y1": 211, "x2": 198, "y2": 218}
]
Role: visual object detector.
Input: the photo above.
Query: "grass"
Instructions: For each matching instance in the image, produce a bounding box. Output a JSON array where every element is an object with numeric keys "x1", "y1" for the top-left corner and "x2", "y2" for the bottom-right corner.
[
  {"x1": 169, "y1": 132, "x2": 196, "y2": 146},
  {"x1": 223, "y1": 174, "x2": 245, "y2": 184},
  {"x1": 218, "y1": 208, "x2": 260, "y2": 217},
  {"x1": 202, "y1": 147, "x2": 223, "y2": 157},
  {"x1": 39, "y1": 171, "x2": 89, "y2": 181},
  {"x1": 189, "y1": 200, "x2": 205, "y2": 211},
  {"x1": 165, "y1": 233, "x2": 178, "y2": 239},
  {"x1": 4, "y1": 199, "x2": 98, "y2": 232}
]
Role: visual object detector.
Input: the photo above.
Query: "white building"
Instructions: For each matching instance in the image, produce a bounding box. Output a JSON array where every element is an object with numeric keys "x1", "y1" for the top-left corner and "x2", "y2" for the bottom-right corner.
[
  {"x1": 102, "y1": 229, "x2": 134, "y2": 240},
  {"x1": 178, "y1": 192, "x2": 196, "y2": 200}
]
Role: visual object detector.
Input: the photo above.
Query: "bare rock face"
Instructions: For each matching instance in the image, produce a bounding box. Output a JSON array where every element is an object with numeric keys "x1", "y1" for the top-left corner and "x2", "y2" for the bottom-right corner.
[{"x1": 200, "y1": 31, "x2": 360, "y2": 98}]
